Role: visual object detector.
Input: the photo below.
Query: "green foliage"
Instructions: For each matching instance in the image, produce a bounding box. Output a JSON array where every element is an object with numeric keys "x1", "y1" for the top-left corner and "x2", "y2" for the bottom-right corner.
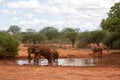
[
  {"x1": 62, "y1": 28, "x2": 76, "y2": 33},
  {"x1": 102, "y1": 32, "x2": 120, "y2": 49},
  {"x1": 90, "y1": 30, "x2": 108, "y2": 43},
  {"x1": 77, "y1": 31, "x2": 92, "y2": 48},
  {"x1": 100, "y1": 2, "x2": 120, "y2": 49},
  {"x1": 113, "y1": 38, "x2": 120, "y2": 49},
  {"x1": 22, "y1": 32, "x2": 47, "y2": 44},
  {"x1": 77, "y1": 30, "x2": 108, "y2": 48},
  {"x1": 8, "y1": 25, "x2": 21, "y2": 34},
  {"x1": 0, "y1": 32, "x2": 19, "y2": 58},
  {"x1": 100, "y1": 2, "x2": 120, "y2": 32},
  {"x1": 40, "y1": 27, "x2": 60, "y2": 40},
  {"x1": 62, "y1": 28, "x2": 79, "y2": 48}
]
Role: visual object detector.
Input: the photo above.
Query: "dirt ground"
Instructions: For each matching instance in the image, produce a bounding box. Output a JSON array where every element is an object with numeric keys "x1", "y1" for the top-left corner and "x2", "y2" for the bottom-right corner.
[{"x1": 0, "y1": 44, "x2": 120, "y2": 80}]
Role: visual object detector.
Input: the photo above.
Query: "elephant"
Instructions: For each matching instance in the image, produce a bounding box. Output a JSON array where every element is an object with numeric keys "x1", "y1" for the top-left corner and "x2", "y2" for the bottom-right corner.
[
  {"x1": 27, "y1": 45, "x2": 59, "y2": 65},
  {"x1": 88, "y1": 43, "x2": 102, "y2": 58},
  {"x1": 27, "y1": 45, "x2": 36, "y2": 63},
  {"x1": 52, "y1": 49, "x2": 59, "y2": 63}
]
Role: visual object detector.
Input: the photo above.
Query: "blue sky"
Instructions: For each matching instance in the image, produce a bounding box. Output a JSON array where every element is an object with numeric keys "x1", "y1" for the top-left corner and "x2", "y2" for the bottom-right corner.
[{"x1": 0, "y1": 0, "x2": 119, "y2": 32}]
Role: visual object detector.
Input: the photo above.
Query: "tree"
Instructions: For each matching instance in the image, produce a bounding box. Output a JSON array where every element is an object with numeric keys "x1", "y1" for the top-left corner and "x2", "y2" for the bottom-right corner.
[
  {"x1": 100, "y1": 2, "x2": 120, "y2": 32},
  {"x1": 90, "y1": 30, "x2": 108, "y2": 44},
  {"x1": 62, "y1": 28, "x2": 79, "y2": 48},
  {"x1": 22, "y1": 32, "x2": 47, "y2": 45},
  {"x1": 77, "y1": 30, "x2": 108, "y2": 48},
  {"x1": 100, "y1": 2, "x2": 120, "y2": 49},
  {"x1": 102, "y1": 32, "x2": 120, "y2": 49},
  {"x1": 8, "y1": 25, "x2": 21, "y2": 34},
  {"x1": 40, "y1": 27, "x2": 59, "y2": 40}
]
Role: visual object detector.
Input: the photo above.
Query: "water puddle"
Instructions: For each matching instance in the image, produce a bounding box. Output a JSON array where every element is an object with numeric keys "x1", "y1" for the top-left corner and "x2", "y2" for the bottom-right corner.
[{"x1": 16, "y1": 58, "x2": 104, "y2": 66}]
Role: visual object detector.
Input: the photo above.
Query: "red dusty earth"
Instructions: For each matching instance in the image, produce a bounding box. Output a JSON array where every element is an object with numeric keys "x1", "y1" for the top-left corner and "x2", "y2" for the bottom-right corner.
[{"x1": 0, "y1": 44, "x2": 120, "y2": 80}]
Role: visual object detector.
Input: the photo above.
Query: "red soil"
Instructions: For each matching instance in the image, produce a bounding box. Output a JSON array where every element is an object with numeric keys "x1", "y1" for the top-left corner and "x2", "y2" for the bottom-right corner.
[{"x1": 0, "y1": 44, "x2": 119, "y2": 80}]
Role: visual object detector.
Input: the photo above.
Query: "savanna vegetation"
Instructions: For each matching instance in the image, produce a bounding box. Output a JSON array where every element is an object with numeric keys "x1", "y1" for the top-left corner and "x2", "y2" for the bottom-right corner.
[{"x1": 0, "y1": 32, "x2": 19, "y2": 58}]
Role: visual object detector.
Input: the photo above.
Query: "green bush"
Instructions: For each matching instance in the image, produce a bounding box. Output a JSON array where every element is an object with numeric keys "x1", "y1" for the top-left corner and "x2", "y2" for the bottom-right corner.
[
  {"x1": 77, "y1": 30, "x2": 108, "y2": 49},
  {"x1": 113, "y1": 38, "x2": 120, "y2": 49},
  {"x1": 102, "y1": 32, "x2": 120, "y2": 49},
  {"x1": 0, "y1": 32, "x2": 19, "y2": 58},
  {"x1": 77, "y1": 32, "x2": 92, "y2": 48}
]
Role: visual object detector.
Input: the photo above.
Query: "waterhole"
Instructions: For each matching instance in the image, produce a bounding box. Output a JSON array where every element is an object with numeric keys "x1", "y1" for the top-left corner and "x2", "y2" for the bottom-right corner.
[{"x1": 16, "y1": 58, "x2": 120, "y2": 66}]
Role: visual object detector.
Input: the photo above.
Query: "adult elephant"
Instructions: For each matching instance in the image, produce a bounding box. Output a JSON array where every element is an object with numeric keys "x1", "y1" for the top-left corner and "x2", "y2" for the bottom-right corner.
[
  {"x1": 34, "y1": 45, "x2": 59, "y2": 65},
  {"x1": 27, "y1": 45, "x2": 59, "y2": 65}
]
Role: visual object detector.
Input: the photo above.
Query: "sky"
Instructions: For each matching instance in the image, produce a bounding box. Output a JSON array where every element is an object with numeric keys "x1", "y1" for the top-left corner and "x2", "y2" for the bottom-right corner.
[{"x1": 0, "y1": 0, "x2": 120, "y2": 32}]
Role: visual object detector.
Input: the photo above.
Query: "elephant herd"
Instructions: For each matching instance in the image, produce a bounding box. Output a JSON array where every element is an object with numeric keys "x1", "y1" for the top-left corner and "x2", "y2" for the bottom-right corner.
[
  {"x1": 27, "y1": 45, "x2": 59, "y2": 65},
  {"x1": 27, "y1": 43, "x2": 109, "y2": 65}
]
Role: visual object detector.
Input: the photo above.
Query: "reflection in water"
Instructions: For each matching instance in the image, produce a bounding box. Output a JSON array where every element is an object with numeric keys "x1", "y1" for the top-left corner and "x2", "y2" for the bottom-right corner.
[{"x1": 17, "y1": 58, "x2": 103, "y2": 66}]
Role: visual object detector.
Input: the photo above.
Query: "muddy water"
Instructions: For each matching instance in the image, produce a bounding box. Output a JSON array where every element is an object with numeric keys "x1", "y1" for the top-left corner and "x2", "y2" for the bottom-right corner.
[
  {"x1": 16, "y1": 58, "x2": 120, "y2": 66},
  {"x1": 17, "y1": 58, "x2": 98, "y2": 66}
]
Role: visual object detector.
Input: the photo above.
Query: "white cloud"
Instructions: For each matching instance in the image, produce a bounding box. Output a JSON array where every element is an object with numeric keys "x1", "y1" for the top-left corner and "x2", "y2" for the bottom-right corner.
[
  {"x1": 7, "y1": 0, "x2": 39, "y2": 9},
  {"x1": 12, "y1": 17, "x2": 18, "y2": 21},
  {"x1": 99, "y1": 0, "x2": 115, "y2": 9},
  {"x1": 6, "y1": 0, "x2": 111, "y2": 17},
  {"x1": 19, "y1": 18, "x2": 48, "y2": 28},
  {"x1": 26, "y1": 14, "x2": 33, "y2": 20},
  {"x1": 0, "y1": 0, "x2": 3, "y2": 3},
  {"x1": 1, "y1": 9, "x2": 17, "y2": 15}
]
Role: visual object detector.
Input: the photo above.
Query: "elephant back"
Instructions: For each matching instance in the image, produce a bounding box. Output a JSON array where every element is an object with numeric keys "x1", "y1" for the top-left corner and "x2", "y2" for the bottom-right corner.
[{"x1": 39, "y1": 45, "x2": 53, "y2": 58}]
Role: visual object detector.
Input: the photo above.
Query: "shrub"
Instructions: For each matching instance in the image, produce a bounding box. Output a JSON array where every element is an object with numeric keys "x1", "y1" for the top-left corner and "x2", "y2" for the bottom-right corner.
[
  {"x1": 113, "y1": 38, "x2": 120, "y2": 49},
  {"x1": 102, "y1": 32, "x2": 120, "y2": 49},
  {"x1": 0, "y1": 32, "x2": 19, "y2": 58},
  {"x1": 77, "y1": 32, "x2": 92, "y2": 48},
  {"x1": 77, "y1": 30, "x2": 108, "y2": 49}
]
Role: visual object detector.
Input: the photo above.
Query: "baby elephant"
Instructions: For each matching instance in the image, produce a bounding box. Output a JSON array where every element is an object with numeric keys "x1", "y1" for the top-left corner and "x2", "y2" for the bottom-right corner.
[
  {"x1": 52, "y1": 49, "x2": 59, "y2": 63},
  {"x1": 27, "y1": 45, "x2": 36, "y2": 63}
]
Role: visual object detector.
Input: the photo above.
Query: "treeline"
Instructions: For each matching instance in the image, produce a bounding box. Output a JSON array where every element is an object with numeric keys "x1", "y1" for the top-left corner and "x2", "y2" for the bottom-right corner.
[
  {"x1": 5, "y1": 25, "x2": 120, "y2": 49},
  {"x1": 0, "y1": 26, "x2": 120, "y2": 58}
]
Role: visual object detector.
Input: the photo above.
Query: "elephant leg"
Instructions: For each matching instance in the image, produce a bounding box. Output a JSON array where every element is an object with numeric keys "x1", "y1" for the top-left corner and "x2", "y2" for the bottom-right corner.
[
  {"x1": 52, "y1": 57, "x2": 55, "y2": 63},
  {"x1": 48, "y1": 58, "x2": 52, "y2": 66},
  {"x1": 34, "y1": 53, "x2": 37, "y2": 63},
  {"x1": 28, "y1": 53, "x2": 32, "y2": 63},
  {"x1": 56, "y1": 58, "x2": 58, "y2": 63},
  {"x1": 100, "y1": 50, "x2": 102, "y2": 58},
  {"x1": 53, "y1": 58, "x2": 56, "y2": 62},
  {"x1": 36, "y1": 53, "x2": 40, "y2": 64},
  {"x1": 33, "y1": 53, "x2": 40, "y2": 64},
  {"x1": 93, "y1": 51, "x2": 95, "y2": 58}
]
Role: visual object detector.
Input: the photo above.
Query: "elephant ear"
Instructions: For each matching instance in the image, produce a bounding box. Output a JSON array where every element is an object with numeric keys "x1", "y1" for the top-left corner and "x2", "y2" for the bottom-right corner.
[
  {"x1": 27, "y1": 47, "x2": 31, "y2": 54},
  {"x1": 27, "y1": 45, "x2": 34, "y2": 54},
  {"x1": 34, "y1": 45, "x2": 41, "y2": 53}
]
